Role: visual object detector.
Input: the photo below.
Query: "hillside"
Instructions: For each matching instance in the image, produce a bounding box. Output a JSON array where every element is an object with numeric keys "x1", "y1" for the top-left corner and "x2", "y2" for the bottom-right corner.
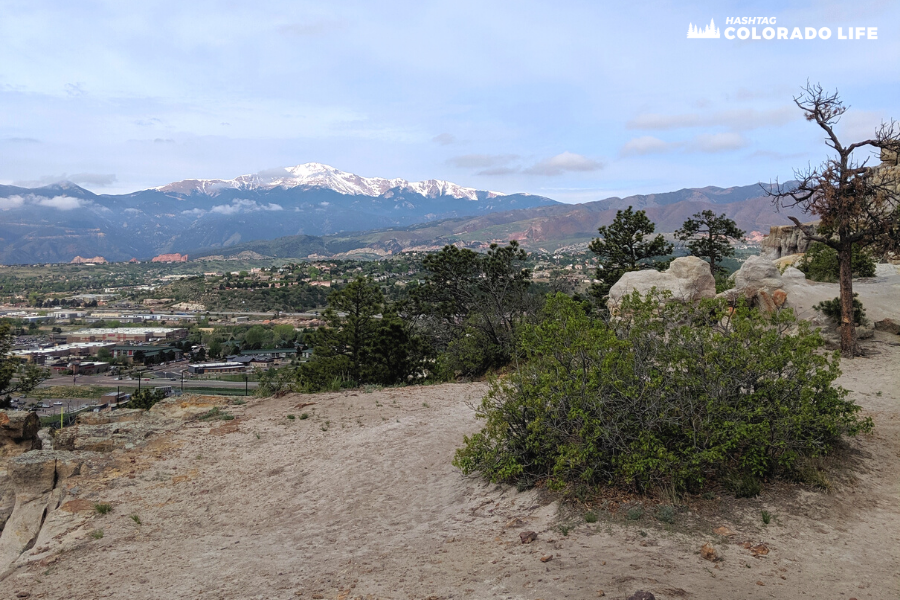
[
  {"x1": 0, "y1": 333, "x2": 897, "y2": 598},
  {"x1": 192, "y1": 182, "x2": 806, "y2": 259}
]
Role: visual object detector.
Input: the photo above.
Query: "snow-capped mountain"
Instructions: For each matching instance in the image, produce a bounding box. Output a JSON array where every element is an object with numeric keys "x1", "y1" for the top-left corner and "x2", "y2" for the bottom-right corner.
[
  {"x1": 0, "y1": 164, "x2": 555, "y2": 263},
  {"x1": 156, "y1": 163, "x2": 502, "y2": 201}
]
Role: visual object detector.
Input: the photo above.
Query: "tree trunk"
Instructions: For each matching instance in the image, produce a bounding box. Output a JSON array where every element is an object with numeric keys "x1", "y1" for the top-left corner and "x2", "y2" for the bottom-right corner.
[{"x1": 838, "y1": 242, "x2": 860, "y2": 357}]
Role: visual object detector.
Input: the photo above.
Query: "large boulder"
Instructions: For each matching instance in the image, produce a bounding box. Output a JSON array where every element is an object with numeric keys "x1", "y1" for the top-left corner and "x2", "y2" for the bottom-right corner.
[
  {"x1": 734, "y1": 255, "x2": 784, "y2": 295},
  {"x1": 608, "y1": 256, "x2": 716, "y2": 306},
  {"x1": 718, "y1": 255, "x2": 789, "y2": 314}
]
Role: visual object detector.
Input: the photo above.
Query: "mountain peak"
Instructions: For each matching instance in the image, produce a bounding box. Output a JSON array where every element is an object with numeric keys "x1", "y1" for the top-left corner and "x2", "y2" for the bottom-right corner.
[{"x1": 156, "y1": 163, "x2": 501, "y2": 200}]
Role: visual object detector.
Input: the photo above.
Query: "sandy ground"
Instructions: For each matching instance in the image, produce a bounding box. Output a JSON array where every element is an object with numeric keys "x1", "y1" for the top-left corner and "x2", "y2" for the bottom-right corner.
[
  {"x1": 0, "y1": 334, "x2": 898, "y2": 599},
  {"x1": 784, "y1": 263, "x2": 900, "y2": 323}
]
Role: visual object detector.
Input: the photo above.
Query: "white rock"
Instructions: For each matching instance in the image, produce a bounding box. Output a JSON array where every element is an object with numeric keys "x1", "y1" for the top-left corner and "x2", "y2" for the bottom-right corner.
[
  {"x1": 781, "y1": 266, "x2": 807, "y2": 285},
  {"x1": 608, "y1": 256, "x2": 716, "y2": 305},
  {"x1": 733, "y1": 255, "x2": 784, "y2": 296}
]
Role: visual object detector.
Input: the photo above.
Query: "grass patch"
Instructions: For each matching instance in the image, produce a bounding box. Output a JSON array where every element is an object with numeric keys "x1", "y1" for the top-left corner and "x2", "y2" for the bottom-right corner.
[
  {"x1": 287, "y1": 414, "x2": 295, "y2": 420},
  {"x1": 29, "y1": 385, "x2": 116, "y2": 400},
  {"x1": 93, "y1": 503, "x2": 112, "y2": 515},
  {"x1": 584, "y1": 511, "x2": 598, "y2": 523},
  {"x1": 761, "y1": 510, "x2": 771, "y2": 525},
  {"x1": 130, "y1": 514, "x2": 142, "y2": 525},
  {"x1": 655, "y1": 505, "x2": 676, "y2": 524},
  {"x1": 626, "y1": 506, "x2": 644, "y2": 521},
  {"x1": 198, "y1": 407, "x2": 235, "y2": 421},
  {"x1": 90, "y1": 529, "x2": 104, "y2": 540},
  {"x1": 299, "y1": 413, "x2": 309, "y2": 420}
]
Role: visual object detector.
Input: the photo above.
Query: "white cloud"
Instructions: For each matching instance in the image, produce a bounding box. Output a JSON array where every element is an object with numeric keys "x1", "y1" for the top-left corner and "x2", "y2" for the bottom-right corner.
[
  {"x1": 34, "y1": 195, "x2": 87, "y2": 210},
  {"x1": 627, "y1": 107, "x2": 795, "y2": 131},
  {"x1": 0, "y1": 196, "x2": 25, "y2": 210},
  {"x1": 0, "y1": 193, "x2": 90, "y2": 210},
  {"x1": 523, "y1": 152, "x2": 603, "y2": 176},
  {"x1": 620, "y1": 136, "x2": 678, "y2": 156},
  {"x1": 690, "y1": 132, "x2": 748, "y2": 153},
  {"x1": 181, "y1": 208, "x2": 206, "y2": 217},
  {"x1": 209, "y1": 199, "x2": 284, "y2": 215}
]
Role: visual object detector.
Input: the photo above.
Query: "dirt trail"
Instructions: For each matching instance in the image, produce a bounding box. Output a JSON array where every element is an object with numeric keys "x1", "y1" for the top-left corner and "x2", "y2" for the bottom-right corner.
[{"x1": 0, "y1": 335, "x2": 898, "y2": 600}]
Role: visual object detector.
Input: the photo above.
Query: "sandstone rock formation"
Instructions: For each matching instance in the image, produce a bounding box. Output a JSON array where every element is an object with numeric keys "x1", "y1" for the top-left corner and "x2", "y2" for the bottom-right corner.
[
  {"x1": 0, "y1": 412, "x2": 41, "y2": 459},
  {"x1": 774, "y1": 253, "x2": 805, "y2": 271},
  {"x1": 874, "y1": 318, "x2": 900, "y2": 335},
  {"x1": 761, "y1": 223, "x2": 818, "y2": 259},
  {"x1": 719, "y1": 255, "x2": 787, "y2": 313},
  {"x1": 608, "y1": 256, "x2": 716, "y2": 306},
  {"x1": 69, "y1": 255, "x2": 108, "y2": 264},
  {"x1": 0, "y1": 412, "x2": 42, "y2": 530},
  {"x1": 151, "y1": 253, "x2": 188, "y2": 263},
  {"x1": 0, "y1": 451, "x2": 93, "y2": 570},
  {"x1": 0, "y1": 395, "x2": 233, "y2": 573}
]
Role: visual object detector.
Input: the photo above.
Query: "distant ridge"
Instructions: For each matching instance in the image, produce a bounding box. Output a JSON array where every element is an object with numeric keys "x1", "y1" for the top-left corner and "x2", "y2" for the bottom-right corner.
[
  {"x1": 189, "y1": 182, "x2": 807, "y2": 260},
  {"x1": 0, "y1": 164, "x2": 556, "y2": 264}
]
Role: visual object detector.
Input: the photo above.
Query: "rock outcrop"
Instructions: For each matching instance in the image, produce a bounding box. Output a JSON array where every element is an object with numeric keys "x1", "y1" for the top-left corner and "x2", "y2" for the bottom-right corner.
[
  {"x1": 0, "y1": 451, "x2": 93, "y2": 570},
  {"x1": 151, "y1": 253, "x2": 188, "y2": 263},
  {"x1": 608, "y1": 256, "x2": 716, "y2": 306},
  {"x1": 0, "y1": 412, "x2": 41, "y2": 459},
  {"x1": 875, "y1": 318, "x2": 900, "y2": 335},
  {"x1": 0, "y1": 412, "x2": 42, "y2": 530},
  {"x1": 718, "y1": 255, "x2": 788, "y2": 313},
  {"x1": 761, "y1": 223, "x2": 818, "y2": 259},
  {"x1": 70, "y1": 255, "x2": 107, "y2": 264}
]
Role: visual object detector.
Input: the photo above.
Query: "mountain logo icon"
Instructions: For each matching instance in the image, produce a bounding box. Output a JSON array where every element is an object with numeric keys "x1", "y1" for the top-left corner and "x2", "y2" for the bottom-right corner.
[{"x1": 687, "y1": 19, "x2": 720, "y2": 38}]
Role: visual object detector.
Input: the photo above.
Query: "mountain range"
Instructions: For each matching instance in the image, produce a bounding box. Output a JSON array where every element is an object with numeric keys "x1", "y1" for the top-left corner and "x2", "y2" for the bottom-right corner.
[
  {"x1": 0, "y1": 163, "x2": 801, "y2": 264},
  {"x1": 189, "y1": 182, "x2": 805, "y2": 260},
  {"x1": 0, "y1": 163, "x2": 555, "y2": 264}
]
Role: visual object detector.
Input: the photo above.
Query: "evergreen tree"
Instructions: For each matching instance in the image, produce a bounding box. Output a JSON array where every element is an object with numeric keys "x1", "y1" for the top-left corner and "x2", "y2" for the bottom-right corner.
[
  {"x1": 589, "y1": 207, "x2": 673, "y2": 299},
  {"x1": 675, "y1": 210, "x2": 745, "y2": 275}
]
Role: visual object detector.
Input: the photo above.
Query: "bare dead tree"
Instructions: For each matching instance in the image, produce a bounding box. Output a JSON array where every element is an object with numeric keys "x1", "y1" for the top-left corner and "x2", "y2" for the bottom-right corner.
[{"x1": 768, "y1": 82, "x2": 900, "y2": 357}]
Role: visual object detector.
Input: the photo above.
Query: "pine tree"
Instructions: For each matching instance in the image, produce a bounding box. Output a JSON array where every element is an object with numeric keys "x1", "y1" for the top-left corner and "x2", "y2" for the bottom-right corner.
[{"x1": 589, "y1": 207, "x2": 673, "y2": 299}]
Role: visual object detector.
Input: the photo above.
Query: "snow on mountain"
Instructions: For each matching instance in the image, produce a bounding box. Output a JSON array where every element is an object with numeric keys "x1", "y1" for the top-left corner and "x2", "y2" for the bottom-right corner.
[{"x1": 156, "y1": 163, "x2": 501, "y2": 200}]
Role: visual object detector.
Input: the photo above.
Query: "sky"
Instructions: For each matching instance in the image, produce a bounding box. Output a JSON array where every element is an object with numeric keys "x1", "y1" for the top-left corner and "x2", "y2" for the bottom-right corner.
[{"x1": 0, "y1": 0, "x2": 898, "y2": 203}]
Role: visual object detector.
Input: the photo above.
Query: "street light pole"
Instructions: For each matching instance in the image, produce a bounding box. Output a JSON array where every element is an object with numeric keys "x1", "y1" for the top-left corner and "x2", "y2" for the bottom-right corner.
[{"x1": 244, "y1": 373, "x2": 248, "y2": 397}]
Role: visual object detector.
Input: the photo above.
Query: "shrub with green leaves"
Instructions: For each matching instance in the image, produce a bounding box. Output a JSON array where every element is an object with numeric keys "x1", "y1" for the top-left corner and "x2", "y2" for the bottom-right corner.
[
  {"x1": 453, "y1": 292, "x2": 871, "y2": 495},
  {"x1": 125, "y1": 388, "x2": 166, "y2": 410},
  {"x1": 798, "y1": 242, "x2": 876, "y2": 282},
  {"x1": 814, "y1": 294, "x2": 868, "y2": 327}
]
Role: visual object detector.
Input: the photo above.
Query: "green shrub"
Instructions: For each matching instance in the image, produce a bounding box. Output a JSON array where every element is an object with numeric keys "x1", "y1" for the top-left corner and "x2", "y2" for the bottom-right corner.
[
  {"x1": 814, "y1": 294, "x2": 868, "y2": 326},
  {"x1": 453, "y1": 293, "x2": 871, "y2": 495},
  {"x1": 655, "y1": 505, "x2": 676, "y2": 524},
  {"x1": 626, "y1": 506, "x2": 644, "y2": 521},
  {"x1": 94, "y1": 503, "x2": 112, "y2": 515},
  {"x1": 125, "y1": 388, "x2": 166, "y2": 410},
  {"x1": 198, "y1": 407, "x2": 234, "y2": 421},
  {"x1": 584, "y1": 511, "x2": 598, "y2": 523},
  {"x1": 798, "y1": 242, "x2": 876, "y2": 282}
]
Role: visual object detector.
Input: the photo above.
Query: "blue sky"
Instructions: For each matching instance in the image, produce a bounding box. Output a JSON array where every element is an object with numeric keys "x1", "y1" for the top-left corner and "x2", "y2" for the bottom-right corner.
[{"x1": 1, "y1": 0, "x2": 898, "y2": 202}]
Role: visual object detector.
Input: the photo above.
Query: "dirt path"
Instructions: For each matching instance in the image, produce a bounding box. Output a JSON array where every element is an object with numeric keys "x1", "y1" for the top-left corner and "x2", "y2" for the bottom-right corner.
[{"x1": 0, "y1": 335, "x2": 898, "y2": 600}]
